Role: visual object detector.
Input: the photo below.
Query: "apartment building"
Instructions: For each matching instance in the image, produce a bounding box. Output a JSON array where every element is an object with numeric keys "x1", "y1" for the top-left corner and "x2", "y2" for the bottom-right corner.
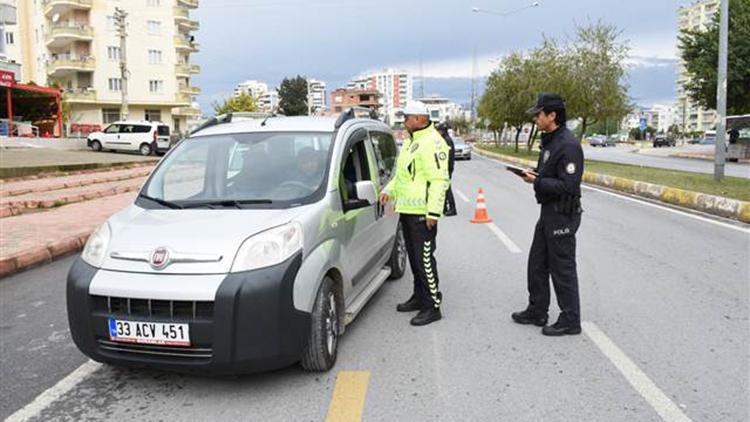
[
  {"x1": 307, "y1": 78, "x2": 326, "y2": 115},
  {"x1": 233, "y1": 79, "x2": 278, "y2": 113},
  {"x1": 348, "y1": 69, "x2": 412, "y2": 123},
  {"x1": 330, "y1": 88, "x2": 380, "y2": 113},
  {"x1": 418, "y1": 96, "x2": 465, "y2": 123},
  {"x1": 676, "y1": 0, "x2": 719, "y2": 133},
  {"x1": 8, "y1": 0, "x2": 201, "y2": 135}
]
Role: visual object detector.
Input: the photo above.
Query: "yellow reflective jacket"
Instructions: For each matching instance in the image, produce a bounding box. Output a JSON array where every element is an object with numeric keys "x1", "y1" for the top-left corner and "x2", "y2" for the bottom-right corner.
[{"x1": 384, "y1": 123, "x2": 450, "y2": 219}]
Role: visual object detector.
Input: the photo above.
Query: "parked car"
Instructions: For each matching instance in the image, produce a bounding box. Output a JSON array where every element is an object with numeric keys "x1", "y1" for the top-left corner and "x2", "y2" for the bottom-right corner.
[
  {"x1": 68, "y1": 112, "x2": 407, "y2": 374},
  {"x1": 87, "y1": 121, "x2": 171, "y2": 156},
  {"x1": 653, "y1": 134, "x2": 676, "y2": 147},
  {"x1": 700, "y1": 131, "x2": 717, "y2": 145},
  {"x1": 588, "y1": 135, "x2": 616, "y2": 147},
  {"x1": 453, "y1": 137, "x2": 472, "y2": 160}
]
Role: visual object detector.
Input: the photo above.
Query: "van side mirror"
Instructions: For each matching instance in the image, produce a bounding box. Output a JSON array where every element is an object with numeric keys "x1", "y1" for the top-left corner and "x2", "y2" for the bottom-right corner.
[{"x1": 355, "y1": 181, "x2": 376, "y2": 205}]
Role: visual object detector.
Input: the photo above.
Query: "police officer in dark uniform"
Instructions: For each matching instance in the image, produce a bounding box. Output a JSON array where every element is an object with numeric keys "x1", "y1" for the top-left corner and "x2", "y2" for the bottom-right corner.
[
  {"x1": 511, "y1": 93, "x2": 584, "y2": 336},
  {"x1": 436, "y1": 122, "x2": 457, "y2": 216}
]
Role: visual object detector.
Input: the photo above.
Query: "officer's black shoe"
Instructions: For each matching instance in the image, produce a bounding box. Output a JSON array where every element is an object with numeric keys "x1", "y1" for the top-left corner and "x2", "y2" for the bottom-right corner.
[
  {"x1": 396, "y1": 296, "x2": 421, "y2": 313},
  {"x1": 410, "y1": 308, "x2": 442, "y2": 326},
  {"x1": 541, "y1": 321, "x2": 582, "y2": 336},
  {"x1": 511, "y1": 309, "x2": 548, "y2": 327}
]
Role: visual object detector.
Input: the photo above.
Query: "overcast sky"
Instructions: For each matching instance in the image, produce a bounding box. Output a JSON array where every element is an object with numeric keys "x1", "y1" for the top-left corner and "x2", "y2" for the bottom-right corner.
[{"x1": 191, "y1": 0, "x2": 687, "y2": 113}]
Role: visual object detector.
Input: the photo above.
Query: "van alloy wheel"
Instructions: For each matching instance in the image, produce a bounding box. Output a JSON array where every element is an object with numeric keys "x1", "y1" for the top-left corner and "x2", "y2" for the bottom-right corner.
[
  {"x1": 139, "y1": 143, "x2": 152, "y2": 156},
  {"x1": 387, "y1": 223, "x2": 406, "y2": 280},
  {"x1": 325, "y1": 292, "x2": 337, "y2": 356}
]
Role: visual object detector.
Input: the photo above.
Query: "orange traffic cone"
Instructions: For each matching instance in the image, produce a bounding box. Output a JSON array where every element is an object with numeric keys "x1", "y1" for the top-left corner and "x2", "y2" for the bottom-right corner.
[{"x1": 470, "y1": 188, "x2": 493, "y2": 224}]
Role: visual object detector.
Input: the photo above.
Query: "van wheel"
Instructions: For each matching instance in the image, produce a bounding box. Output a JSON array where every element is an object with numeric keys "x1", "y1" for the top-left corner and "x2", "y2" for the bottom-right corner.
[
  {"x1": 301, "y1": 276, "x2": 338, "y2": 371},
  {"x1": 139, "y1": 143, "x2": 152, "y2": 156},
  {"x1": 91, "y1": 140, "x2": 102, "y2": 152},
  {"x1": 387, "y1": 223, "x2": 406, "y2": 280}
]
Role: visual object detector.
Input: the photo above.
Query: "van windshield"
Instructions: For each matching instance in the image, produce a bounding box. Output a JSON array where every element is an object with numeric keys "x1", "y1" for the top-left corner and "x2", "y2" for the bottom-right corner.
[{"x1": 142, "y1": 132, "x2": 333, "y2": 208}]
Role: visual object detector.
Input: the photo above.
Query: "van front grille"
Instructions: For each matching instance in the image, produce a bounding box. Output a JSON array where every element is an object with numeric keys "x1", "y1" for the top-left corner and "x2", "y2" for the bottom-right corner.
[{"x1": 92, "y1": 296, "x2": 213, "y2": 320}]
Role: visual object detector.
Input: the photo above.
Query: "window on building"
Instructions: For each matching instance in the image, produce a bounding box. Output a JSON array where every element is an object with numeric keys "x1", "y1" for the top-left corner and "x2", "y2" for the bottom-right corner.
[
  {"x1": 147, "y1": 20, "x2": 162, "y2": 34},
  {"x1": 148, "y1": 49, "x2": 163, "y2": 65},
  {"x1": 102, "y1": 108, "x2": 120, "y2": 124},
  {"x1": 145, "y1": 109, "x2": 162, "y2": 122},
  {"x1": 147, "y1": 0, "x2": 161, "y2": 5},
  {"x1": 108, "y1": 78, "x2": 122, "y2": 92},
  {"x1": 107, "y1": 46, "x2": 121, "y2": 61},
  {"x1": 149, "y1": 80, "x2": 164, "y2": 93},
  {"x1": 106, "y1": 16, "x2": 116, "y2": 31},
  {"x1": 5, "y1": 32, "x2": 14, "y2": 45}
]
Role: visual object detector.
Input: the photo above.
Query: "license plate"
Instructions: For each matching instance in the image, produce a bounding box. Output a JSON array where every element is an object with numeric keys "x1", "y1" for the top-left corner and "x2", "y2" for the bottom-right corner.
[{"x1": 109, "y1": 319, "x2": 190, "y2": 346}]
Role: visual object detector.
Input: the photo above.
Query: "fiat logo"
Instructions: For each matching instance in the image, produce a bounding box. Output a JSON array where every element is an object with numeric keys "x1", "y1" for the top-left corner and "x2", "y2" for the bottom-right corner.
[{"x1": 150, "y1": 247, "x2": 170, "y2": 269}]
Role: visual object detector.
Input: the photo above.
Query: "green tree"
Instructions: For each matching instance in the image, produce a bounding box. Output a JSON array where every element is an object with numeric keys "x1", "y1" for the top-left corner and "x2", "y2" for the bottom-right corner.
[
  {"x1": 678, "y1": 0, "x2": 750, "y2": 115},
  {"x1": 566, "y1": 21, "x2": 631, "y2": 137},
  {"x1": 212, "y1": 92, "x2": 258, "y2": 115},
  {"x1": 449, "y1": 114, "x2": 471, "y2": 135},
  {"x1": 278, "y1": 75, "x2": 308, "y2": 116}
]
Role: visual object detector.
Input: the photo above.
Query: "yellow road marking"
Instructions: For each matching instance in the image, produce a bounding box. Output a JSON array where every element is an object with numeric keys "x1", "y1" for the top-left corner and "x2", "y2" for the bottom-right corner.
[{"x1": 325, "y1": 371, "x2": 371, "y2": 422}]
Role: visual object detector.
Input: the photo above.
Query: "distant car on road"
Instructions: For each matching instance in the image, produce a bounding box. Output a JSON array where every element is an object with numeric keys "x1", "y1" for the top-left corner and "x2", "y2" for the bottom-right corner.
[
  {"x1": 653, "y1": 134, "x2": 676, "y2": 148},
  {"x1": 453, "y1": 137, "x2": 472, "y2": 160},
  {"x1": 87, "y1": 121, "x2": 171, "y2": 156},
  {"x1": 700, "y1": 131, "x2": 717, "y2": 145},
  {"x1": 588, "y1": 135, "x2": 616, "y2": 147}
]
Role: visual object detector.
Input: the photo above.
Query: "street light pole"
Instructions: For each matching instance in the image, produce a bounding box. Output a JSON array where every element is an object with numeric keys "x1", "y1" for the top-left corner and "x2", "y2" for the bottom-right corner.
[{"x1": 714, "y1": 0, "x2": 729, "y2": 181}]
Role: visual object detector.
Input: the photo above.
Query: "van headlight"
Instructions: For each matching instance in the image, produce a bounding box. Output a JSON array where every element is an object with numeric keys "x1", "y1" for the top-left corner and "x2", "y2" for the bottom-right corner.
[
  {"x1": 81, "y1": 222, "x2": 111, "y2": 268},
  {"x1": 230, "y1": 222, "x2": 303, "y2": 273}
]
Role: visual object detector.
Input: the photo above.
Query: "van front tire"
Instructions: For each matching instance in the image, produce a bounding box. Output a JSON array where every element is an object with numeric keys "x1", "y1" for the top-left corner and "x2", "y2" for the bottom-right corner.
[
  {"x1": 387, "y1": 223, "x2": 406, "y2": 280},
  {"x1": 90, "y1": 140, "x2": 102, "y2": 152},
  {"x1": 300, "y1": 276, "x2": 338, "y2": 372}
]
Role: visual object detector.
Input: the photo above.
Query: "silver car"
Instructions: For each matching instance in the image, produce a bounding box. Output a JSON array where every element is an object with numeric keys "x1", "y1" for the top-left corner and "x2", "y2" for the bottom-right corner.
[
  {"x1": 67, "y1": 113, "x2": 407, "y2": 374},
  {"x1": 453, "y1": 137, "x2": 473, "y2": 160}
]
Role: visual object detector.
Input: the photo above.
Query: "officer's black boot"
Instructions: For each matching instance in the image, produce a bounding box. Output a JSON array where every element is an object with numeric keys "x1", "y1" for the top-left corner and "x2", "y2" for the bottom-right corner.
[
  {"x1": 541, "y1": 319, "x2": 581, "y2": 336},
  {"x1": 396, "y1": 295, "x2": 421, "y2": 313},
  {"x1": 511, "y1": 308, "x2": 548, "y2": 327},
  {"x1": 410, "y1": 307, "x2": 442, "y2": 326}
]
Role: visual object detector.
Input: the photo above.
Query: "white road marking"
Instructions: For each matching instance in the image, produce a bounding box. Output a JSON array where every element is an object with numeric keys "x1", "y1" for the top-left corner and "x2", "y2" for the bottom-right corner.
[
  {"x1": 582, "y1": 322, "x2": 693, "y2": 422},
  {"x1": 476, "y1": 151, "x2": 750, "y2": 234},
  {"x1": 5, "y1": 360, "x2": 101, "y2": 422},
  {"x1": 454, "y1": 189, "x2": 470, "y2": 203},
  {"x1": 486, "y1": 223, "x2": 523, "y2": 254},
  {"x1": 582, "y1": 185, "x2": 750, "y2": 235}
]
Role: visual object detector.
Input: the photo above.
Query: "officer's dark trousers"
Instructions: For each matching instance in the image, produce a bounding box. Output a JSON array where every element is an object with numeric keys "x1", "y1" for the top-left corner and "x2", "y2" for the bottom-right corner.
[
  {"x1": 401, "y1": 214, "x2": 442, "y2": 309},
  {"x1": 527, "y1": 207, "x2": 581, "y2": 324}
]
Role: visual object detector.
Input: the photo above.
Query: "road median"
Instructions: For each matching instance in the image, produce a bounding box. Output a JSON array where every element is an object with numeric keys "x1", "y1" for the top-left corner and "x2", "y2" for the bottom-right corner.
[{"x1": 475, "y1": 147, "x2": 750, "y2": 224}]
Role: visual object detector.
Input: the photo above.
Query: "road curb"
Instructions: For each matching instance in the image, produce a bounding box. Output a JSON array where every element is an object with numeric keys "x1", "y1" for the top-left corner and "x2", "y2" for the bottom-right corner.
[
  {"x1": 0, "y1": 232, "x2": 90, "y2": 279},
  {"x1": 476, "y1": 149, "x2": 750, "y2": 224},
  {"x1": 0, "y1": 167, "x2": 151, "y2": 198}
]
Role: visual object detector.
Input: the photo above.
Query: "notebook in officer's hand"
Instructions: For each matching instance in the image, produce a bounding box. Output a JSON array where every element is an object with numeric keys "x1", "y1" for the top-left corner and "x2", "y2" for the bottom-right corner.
[{"x1": 505, "y1": 164, "x2": 529, "y2": 177}]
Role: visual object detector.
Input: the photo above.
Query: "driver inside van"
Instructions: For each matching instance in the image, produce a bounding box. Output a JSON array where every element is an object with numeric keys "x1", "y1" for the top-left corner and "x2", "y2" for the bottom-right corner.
[{"x1": 293, "y1": 147, "x2": 324, "y2": 190}]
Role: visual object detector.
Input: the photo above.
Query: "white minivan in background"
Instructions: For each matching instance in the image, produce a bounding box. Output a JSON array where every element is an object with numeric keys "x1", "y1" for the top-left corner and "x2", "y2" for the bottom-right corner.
[{"x1": 87, "y1": 121, "x2": 171, "y2": 156}]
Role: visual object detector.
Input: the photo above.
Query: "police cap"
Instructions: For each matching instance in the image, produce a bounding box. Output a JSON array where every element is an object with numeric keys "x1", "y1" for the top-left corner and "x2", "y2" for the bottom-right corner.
[{"x1": 526, "y1": 92, "x2": 566, "y2": 115}]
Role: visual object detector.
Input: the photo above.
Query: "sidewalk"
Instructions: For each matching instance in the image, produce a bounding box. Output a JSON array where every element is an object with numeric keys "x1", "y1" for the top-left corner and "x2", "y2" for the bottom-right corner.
[
  {"x1": 0, "y1": 192, "x2": 137, "y2": 277},
  {"x1": 0, "y1": 166, "x2": 150, "y2": 217}
]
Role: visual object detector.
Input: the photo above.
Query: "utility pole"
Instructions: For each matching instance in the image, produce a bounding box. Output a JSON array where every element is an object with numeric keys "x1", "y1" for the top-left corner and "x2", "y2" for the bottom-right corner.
[
  {"x1": 470, "y1": 47, "x2": 477, "y2": 127},
  {"x1": 115, "y1": 7, "x2": 129, "y2": 121},
  {"x1": 418, "y1": 54, "x2": 425, "y2": 99},
  {"x1": 714, "y1": 0, "x2": 729, "y2": 181}
]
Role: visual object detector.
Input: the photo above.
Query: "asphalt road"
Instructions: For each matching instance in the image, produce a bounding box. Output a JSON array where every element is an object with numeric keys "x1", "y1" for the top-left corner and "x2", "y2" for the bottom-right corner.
[
  {"x1": 1, "y1": 155, "x2": 748, "y2": 421},
  {"x1": 582, "y1": 144, "x2": 750, "y2": 179}
]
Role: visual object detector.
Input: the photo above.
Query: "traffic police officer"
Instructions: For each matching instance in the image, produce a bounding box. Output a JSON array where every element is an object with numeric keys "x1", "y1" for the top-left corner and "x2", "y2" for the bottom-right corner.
[
  {"x1": 436, "y1": 121, "x2": 457, "y2": 216},
  {"x1": 380, "y1": 101, "x2": 450, "y2": 326},
  {"x1": 511, "y1": 93, "x2": 584, "y2": 336}
]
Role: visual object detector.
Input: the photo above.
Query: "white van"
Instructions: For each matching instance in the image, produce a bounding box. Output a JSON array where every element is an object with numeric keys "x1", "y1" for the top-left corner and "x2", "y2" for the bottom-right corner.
[{"x1": 87, "y1": 121, "x2": 171, "y2": 155}]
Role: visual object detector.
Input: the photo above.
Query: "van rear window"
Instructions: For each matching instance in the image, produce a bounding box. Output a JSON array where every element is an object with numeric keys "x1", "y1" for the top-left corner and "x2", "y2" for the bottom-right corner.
[{"x1": 158, "y1": 126, "x2": 170, "y2": 136}]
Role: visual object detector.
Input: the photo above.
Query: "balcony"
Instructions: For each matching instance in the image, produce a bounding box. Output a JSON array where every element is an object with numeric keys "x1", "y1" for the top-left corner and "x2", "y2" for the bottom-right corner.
[
  {"x1": 174, "y1": 8, "x2": 199, "y2": 31},
  {"x1": 172, "y1": 106, "x2": 201, "y2": 117},
  {"x1": 47, "y1": 56, "x2": 95, "y2": 77},
  {"x1": 63, "y1": 88, "x2": 97, "y2": 103},
  {"x1": 177, "y1": 0, "x2": 199, "y2": 9},
  {"x1": 43, "y1": 0, "x2": 92, "y2": 17},
  {"x1": 175, "y1": 63, "x2": 201, "y2": 77},
  {"x1": 174, "y1": 36, "x2": 199, "y2": 52},
  {"x1": 180, "y1": 85, "x2": 201, "y2": 96},
  {"x1": 175, "y1": 93, "x2": 192, "y2": 105},
  {"x1": 46, "y1": 25, "x2": 93, "y2": 48}
]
